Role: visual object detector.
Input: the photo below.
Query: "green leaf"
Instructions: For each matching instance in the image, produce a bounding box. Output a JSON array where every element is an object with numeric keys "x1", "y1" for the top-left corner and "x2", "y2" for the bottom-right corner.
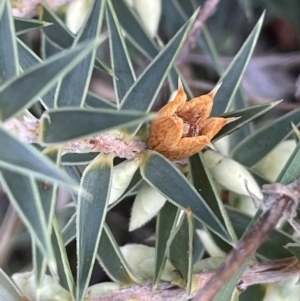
[
  {"x1": 285, "y1": 243, "x2": 300, "y2": 262},
  {"x1": 212, "y1": 12, "x2": 264, "y2": 116},
  {"x1": 212, "y1": 264, "x2": 246, "y2": 301},
  {"x1": 40, "y1": 4, "x2": 112, "y2": 74},
  {"x1": 120, "y1": 10, "x2": 197, "y2": 115},
  {"x1": 0, "y1": 269, "x2": 22, "y2": 301},
  {"x1": 0, "y1": 170, "x2": 56, "y2": 272},
  {"x1": 52, "y1": 218, "x2": 75, "y2": 296},
  {"x1": 32, "y1": 241, "x2": 47, "y2": 289},
  {"x1": 0, "y1": 37, "x2": 105, "y2": 121},
  {"x1": 140, "y1": 151, "x2": 230, "y2": 242},
  {"x1": 226, "y1": 207, "x2": 295, "y2": 260},
  {"x1": 0, "y1": 126, "x2": 75, "y2": 186},
  {"x1": 62, "y1": 213, "x2": 76, "y2": 246},
  {"x1": 76, "y1": 154, "x2": 113, "y2": 301},
  {"x1": 40, "y1": 108, "x2": 154, "y2": 143},
  {"x1": 110, "y1": 0, "x2": 158, "y2": 58},
  {"x1": 17, "y1": 38, "x2": 56, "y2": 109},
  {"x1": 56, "y1": 0, "x2": 105, "y2": 107},
  {"x1": 37, "y1": 148, "x2": 60, "y2": 229},
  {"x1": 18, "y1": 39, "x2": 113, "y2": 110},
  {"x1": 97, "y1": 223, "x2": 138, "y2": 284},
  {"x1": 154, "y1": 201, "x2": 180, "y2": 286},
  {"x1": 85, "y1": 91, "x2": 116, "y2": 109},
  {"x1": 106, "y1": 0, "x2": 136, "y2": 106},
  {"x1": 0, "y1": 1, "x2": 19, "y2": 84},
  {"x1": 14, "y1": 17, "x2": 50, "y2": 35},
  {"x1": 169, "y1": 210, "x2": 194, "y2": 295},
  {"x1": 62, "y1": 153, "x2": 99, "y2": 165},
  {"x1": 40, "y1": 4, "x2": 74, "y2": 48},
  {"x1": 214, "y1": 101, "x2": 281, "y2": 141},
  {"x1": 231, "y1": 107, "x2": 300, "y2": 167},
  {"x1": 189, "y1": 153, "x2": 237, "y2": 242},
  {"x1": 276, "y1": 140, "x2": 300, "y2": 185},
  {"x1": 32, "y1": 148, "x2": 60, "y2": 287}
]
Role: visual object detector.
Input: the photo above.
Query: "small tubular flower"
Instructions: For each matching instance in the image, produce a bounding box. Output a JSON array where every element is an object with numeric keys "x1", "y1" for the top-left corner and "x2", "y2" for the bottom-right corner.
[{"x1": 148, "y1": 80, "x2": 237, "y2": 160}]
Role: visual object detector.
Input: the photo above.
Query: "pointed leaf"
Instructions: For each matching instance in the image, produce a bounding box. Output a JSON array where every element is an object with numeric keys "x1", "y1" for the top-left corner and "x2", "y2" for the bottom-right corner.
[
  {"x1": 0, "y1": 126, "x2": 75, "y2": 186},
  {"x1": 76, "y1": 154, "x2": 113, "y2": 301},
  {"x1": 212, "y1": 12, "x2": 264, "y2": 116},
  {"x1": 62, "y1": 213, "x2": 76, "y2": 246},
  {"x1": 40, "y1": 108, "x2": 153, "y2": 143},
  {"x1": 0, "y1": 37, "x2": 104, "y2": 121},
  {"x1": 231, "y1": 107, "x2": 300, "y2": 167},
  {"x1": 14, "y1": 17, "x2": 50, "y2": 35},
  {"x1": 52, "y1": 218, "x2": 75, "y2": 296},
  {"x1": 121, "y1": 11, "x2": 197, "y2": 116},
  {"x1": 32, "y1": 148, "x2": 60, "y2": 287},
  {"x1": 62, "y1": 153, "x2": 99, "y2": 165},
  {"x1": 37, "y1": 147, "x2": 60, "y2": 229},
  {"x1": 110, "y1": 0, "x2": 158, "y2": 58},
  {"x1": 169, "y1": 210, "x2": 194, "y2": 294},
  {"x1": 214, "y1": 101, "x2": 281, "y2": 141},
  {"x1": 107, "y1": 0, "x2": 136, "y2": 105},
  {"x1": 17, "y1": 38, "x2": 56, "y2": 109},
  {"x1": 276, "y1": 140, "x2": 300, "y2": 185},
  {"x1": 18, "y1": 39, "x2": 112, "y2": 110},
  {"x1": 0, "y1": 269, "x2": 22, "y2": 301},
  {"x1": 85, "y1": 92, "x2": 116, "y2": 109},
  {"x1": 56, "y1": 0, "x2": 105, "y2": 107},
  {"x1": 40, "y1": 4, "x2": 74, "y2": 48},
  {"x1": 140, "y1": 151, "x2": 230, "y2": 242},
  {"x1": 189, "y1": 153, "x2": 237, "y2": 242},
  {"x1": 0, "y1": 170, "x2": 55, "y2": 270},
  {"x1": 32, "y1": 241, "x2": 46, "y2": 289},
  {"x1": 40, "y1": 4, "x2": 112, "y2": 74},
  {"x1": 97, "y1": 223, "x2": 137, "y2": 284},
  {"x1": 226, "y1": 207, "x2": 295, "y2": 259},
  {"x1": 154, "y1": 201, "x2": 179, "y2": 286},
  {"x1": 0, "y1": 1, "x2": 19, "y2": 84}
]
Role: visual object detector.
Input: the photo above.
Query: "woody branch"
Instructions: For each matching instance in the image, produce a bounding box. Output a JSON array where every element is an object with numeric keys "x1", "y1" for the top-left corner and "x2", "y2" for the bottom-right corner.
[{"x1": 3, "y1": 115, "x2": 146, "y2": 159}]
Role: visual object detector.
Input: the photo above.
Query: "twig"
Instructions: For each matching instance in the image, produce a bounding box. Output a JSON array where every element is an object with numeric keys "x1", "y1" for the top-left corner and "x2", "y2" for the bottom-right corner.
[
  {"x1": 3, "y1": 115, "x2": 147, "y2": 159},
  {"x1": 178, "y1": 0, "x2": 220, "y2": 65},
  {"x1": 193, "y1": 179, "x2": 300, "y2": 301},
  {"x1": 86, "y1": 256, "x2": 300, "y2": 301}
]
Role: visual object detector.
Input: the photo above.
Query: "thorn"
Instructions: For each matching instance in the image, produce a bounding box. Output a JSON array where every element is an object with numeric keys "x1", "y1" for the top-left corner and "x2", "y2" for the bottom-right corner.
[
  {"x1": 178, "y1": 77, "x2": 184, "y2": 91},
  {"x1": 225, "y1": 116, "x2": 241, "y2": 124},
  {"x1": 206, "y1": 142, "x2": 216, "y2": 150},
  {"x1": 209, "y1": 82, "x2": 222, "y2": 97}
]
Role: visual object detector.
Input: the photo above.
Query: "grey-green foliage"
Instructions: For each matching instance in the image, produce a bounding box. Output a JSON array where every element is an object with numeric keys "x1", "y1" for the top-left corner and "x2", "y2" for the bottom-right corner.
[{"x1": 1, "y1": 0, "x2": 300, "y2": 301}]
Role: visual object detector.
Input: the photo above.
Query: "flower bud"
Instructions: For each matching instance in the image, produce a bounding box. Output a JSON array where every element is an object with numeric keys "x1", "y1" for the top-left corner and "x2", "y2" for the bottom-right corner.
[
  {"x1": 203, "y1": 150, "x2": 263, "y2": 200},
  {"x1": 12, "y1": 272, "x2": 71, "y2": 301},
  {"x1": 120, "y1": 244, "x2": 179, "y2": 282},
  {"x1": 109, "y1": 155, "x2": 143, "y2": 205},
  {"x1": 66, "y1": 0, "x2": 92, "y2": 34},
  {"x1": 129, "y1": 183, "x2": 166, "y2": 231},
  {"x1": 125, "y1": 0, "x2": 162, "y2": 37},
  {"x1": 196, "y1": 229, "x2": 226, "y2": 257},
  {"x1": 253, "y1": 140, "x2": 296, "y2": 181},
  {"x1": 86, "y1": 282, "x2": 122, "y2": 297},
  {"x1": 262, "y1": 276, "x2": 300, "y2": 301}
]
